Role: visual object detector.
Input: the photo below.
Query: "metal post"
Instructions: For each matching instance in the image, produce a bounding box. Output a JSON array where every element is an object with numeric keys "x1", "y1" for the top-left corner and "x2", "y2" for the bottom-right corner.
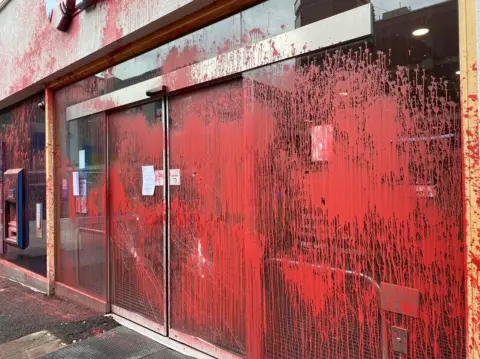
[
  {"x1": 163, "y1": 97, "x2": 170, "y2": 334},
  {"x1": 45, "y1": 88, "x2": 57, "y2": 296},
  {"x1": 105, "y1": 113, "x2": 111, "y2": 305}
]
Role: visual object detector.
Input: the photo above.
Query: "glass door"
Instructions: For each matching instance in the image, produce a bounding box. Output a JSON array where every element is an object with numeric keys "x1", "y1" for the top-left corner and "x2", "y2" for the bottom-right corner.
[
  {"x1": 108, "y1": 100, "x2": 167, "y2": 335},
  {"x1": 167, "y1": 80, "x2": 247, "y2": 358}
]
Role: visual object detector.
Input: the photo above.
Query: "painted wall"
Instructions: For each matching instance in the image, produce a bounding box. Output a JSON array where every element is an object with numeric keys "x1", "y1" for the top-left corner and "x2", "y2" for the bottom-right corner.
[{"x1": 0, "y1": 0, "x2": 213, "y2": 108}]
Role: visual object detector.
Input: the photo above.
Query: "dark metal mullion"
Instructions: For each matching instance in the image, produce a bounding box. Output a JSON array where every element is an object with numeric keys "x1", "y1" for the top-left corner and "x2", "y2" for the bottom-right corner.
[
  {"x1": 105, "y1": 112, "x2": 112, "y2": 307},
  {"x1": 163, "y1": 96, "x2": 171, "y2": 335}
]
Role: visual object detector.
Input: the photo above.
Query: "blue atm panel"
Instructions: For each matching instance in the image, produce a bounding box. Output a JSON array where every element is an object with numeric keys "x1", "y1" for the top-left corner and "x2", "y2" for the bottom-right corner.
[{"x1": 3, "y1": 169, "x2": 28, "y2": 250}]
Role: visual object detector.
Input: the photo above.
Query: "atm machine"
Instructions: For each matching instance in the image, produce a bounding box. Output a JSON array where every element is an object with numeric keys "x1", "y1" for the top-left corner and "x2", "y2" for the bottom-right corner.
[{"x1": 1, "y1": 168, "x2": 28, "y2": 253}]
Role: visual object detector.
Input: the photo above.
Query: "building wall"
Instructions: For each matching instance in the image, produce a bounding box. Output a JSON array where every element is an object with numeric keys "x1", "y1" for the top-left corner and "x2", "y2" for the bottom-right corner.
[{"x1": 0, "y1": 0, "x2": 214, "y2": 108}]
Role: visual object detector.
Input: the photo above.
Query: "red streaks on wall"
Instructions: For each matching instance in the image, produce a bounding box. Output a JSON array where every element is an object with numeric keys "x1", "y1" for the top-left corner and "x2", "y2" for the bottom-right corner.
[
  {"x1": 463, "y1": 53, "x2": 480, "y2": 357},
  {"x1": 242, "y1": 28, "x2": 267, "y2": 44},
  {"x1": 100, "y1": 0, "x2": 124, "y2": 47},
  {"x1": 160, "y1": 27, "x2": 272, "y2": 75},
  {"x1": 0, "y1": 0, "x2": 197, "y2": 102},
  {"x1": 162, "y1": 45, "x2": 204, "y2": 74},
  {"x1": 270, "y1": 40, "x2": 279, "y2": 57},
  {"x1": 166, "y1": 47, "x2": 463, "y2": 358}
]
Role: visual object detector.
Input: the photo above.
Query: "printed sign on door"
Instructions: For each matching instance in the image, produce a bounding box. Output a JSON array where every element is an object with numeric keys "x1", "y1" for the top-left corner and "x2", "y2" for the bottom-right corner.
[{"x1": 311, "y1": 125, "x2": 333, "y2": 162}]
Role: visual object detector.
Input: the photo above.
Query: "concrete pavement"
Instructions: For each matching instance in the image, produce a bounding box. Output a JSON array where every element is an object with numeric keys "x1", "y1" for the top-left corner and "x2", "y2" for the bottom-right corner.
[{"x1": 0, "y1": 276, "x2": 198, "y2": 359}]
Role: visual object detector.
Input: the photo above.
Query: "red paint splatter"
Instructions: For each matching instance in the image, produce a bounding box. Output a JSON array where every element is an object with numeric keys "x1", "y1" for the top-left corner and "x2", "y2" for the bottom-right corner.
[
  {"x1": 166, "y1": 49, "x2": 463, "y2": 358},
  {"x1": 101, "y1": 1, "x2": 124, "y2": 47},
  {"x1": 270, "y1": 41, "x2": 280, "y2": 57},
  {"x1": 162, "y1": 45, "x2": 204, "y2": 74},
  {"x1": 90, "y1": 328, "x2": 104, "y2": 336}
]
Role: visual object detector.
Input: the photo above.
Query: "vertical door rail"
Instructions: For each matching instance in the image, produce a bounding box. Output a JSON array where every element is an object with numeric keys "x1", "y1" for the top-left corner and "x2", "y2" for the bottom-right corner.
[
  {"x1": 45, "y1": 88, "x2": 56, "y2": 296},
  {"x1": 163, "y1": 97, "x2": 170, "y2": 336},
  {"x1": 459, "y1": 0, "x2": 479, "y2": 358}
]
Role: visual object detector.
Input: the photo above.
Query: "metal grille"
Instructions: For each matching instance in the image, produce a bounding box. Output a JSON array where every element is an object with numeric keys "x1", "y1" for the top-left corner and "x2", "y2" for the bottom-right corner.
[
  {"x1": 263, "y1": 260, "x2": 382, "y2": 359},
  {"x1": 111, "y1": 228, "x2": 164, "y2": 324},
  {"x1": 76, "y1": 222, "x2": 107, "y2": 298},
  {"x1": 41, "y1": 326, "x2": 194, "y2": 359}
]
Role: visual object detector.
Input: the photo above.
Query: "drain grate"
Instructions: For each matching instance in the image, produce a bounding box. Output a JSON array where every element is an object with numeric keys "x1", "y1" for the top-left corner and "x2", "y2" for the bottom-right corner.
[
  {"x1": 39, "y1": 327, "x2": 194, "y2": 359},
  {"x1": 142, "y1": 349, "x2": 197, "y2": 359}
]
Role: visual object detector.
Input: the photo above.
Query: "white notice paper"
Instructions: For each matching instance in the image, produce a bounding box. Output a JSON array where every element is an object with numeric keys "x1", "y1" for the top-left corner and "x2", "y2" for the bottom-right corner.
[
  {"x1": 80, "y1": 179, "x2": 87, "y2": 197},
  {"x1": 142, "y1": 166, "x2": 155, "y2": 196},
  {"x1": 79, "y1": 150, "x2": 86, "y2": 169},
  {"x1": 73, "y1": 171, "x2": 80, "y2": 196},
  {"x1": 36, "y1": 203, "x2": 42, "y2": 230},
  {"x1": 169, "y1": 169, "x2": 181, "y2": 186},
  {"x1": 155, "y1": 170, "x2": 164, "y2": 186}
]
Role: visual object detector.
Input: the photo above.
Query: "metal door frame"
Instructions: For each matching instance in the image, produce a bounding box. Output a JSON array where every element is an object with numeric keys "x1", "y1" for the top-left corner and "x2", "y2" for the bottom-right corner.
[
  {"x1": 65, "y1": 5, "x2": 374, "y2": 358},
  {"x1": 164, "y1": 80, "x2": 249, "y2": 359},
  {"x1": 107, "y1": 98, "x2": 169, "y2": 336},
  {"x1": 65, "y1": 4, "x2": 373, "y2": 121}
]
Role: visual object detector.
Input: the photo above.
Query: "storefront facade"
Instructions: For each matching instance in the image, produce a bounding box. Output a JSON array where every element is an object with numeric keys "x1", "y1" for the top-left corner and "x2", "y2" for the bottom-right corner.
[{"x1": 0, "y1": 0, "x2": 479, "y2": 358}]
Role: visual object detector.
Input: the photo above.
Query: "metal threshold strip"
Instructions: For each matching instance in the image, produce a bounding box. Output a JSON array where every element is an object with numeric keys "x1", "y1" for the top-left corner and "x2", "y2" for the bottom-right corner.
[
  {"x1": 66, "y1": 3, "x2": 374, "y2": 122},
  {"x1": 0, "y1": 0, "x2": 12, "y2": 12},
  {"x1": 108, "y1": 314, "x2": 215, "y2": 359}
]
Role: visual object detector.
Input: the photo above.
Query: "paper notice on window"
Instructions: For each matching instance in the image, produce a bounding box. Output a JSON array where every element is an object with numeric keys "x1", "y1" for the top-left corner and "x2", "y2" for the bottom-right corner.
[
  {"x1": 80, "y1": 179, "x2": 87, "y2": 197},
  {"x1": 36, "y1": 203, "x2": 42, "y2": 230},
  {"x1": 72, "y1": 171, "x2": 80, "y2": 196},
  {"x1": 76, "y1": 197, "x2": 81, "y2": 213},
  {"x1": 311, "y1": 125, "x2": 333, "y2": 162},
  {"x1": 142, "y1": 165, "x2": 155, "y2": 196},
  {"x1": 61, "y1": 178, "x2": 69, "y2": 201},
  {"x1": 80, "y1": 198, "x2": 87, "y2": 214},
  {"x1": 79, "y1": 150, "x2": 86, "y2": 169},
  {"x1": 35, "y1": 202, "x2": 43, "y2": 238},
  {"x1": 169, "y1": 169, "x2": 181, "y2": 186},
  {"x1": 155, "y1": 170, "x2": 164, "y2": 186}
]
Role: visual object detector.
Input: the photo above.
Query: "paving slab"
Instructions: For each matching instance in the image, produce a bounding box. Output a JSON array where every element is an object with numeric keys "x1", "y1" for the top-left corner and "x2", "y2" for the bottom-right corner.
[
  {"x1": 0, "y1": 277, "x2": 118, "y2": 345},
  {"x1": 0, "y1": 331, "x2": 65, "y2": 359}
]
